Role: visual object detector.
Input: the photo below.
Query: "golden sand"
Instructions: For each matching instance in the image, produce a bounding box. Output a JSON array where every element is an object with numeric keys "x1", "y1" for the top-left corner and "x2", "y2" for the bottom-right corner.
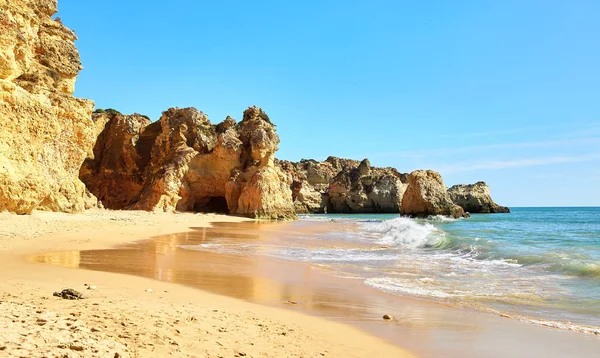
[{"x1": 0, "y1": 210, "x2": 415, "y2": 357}]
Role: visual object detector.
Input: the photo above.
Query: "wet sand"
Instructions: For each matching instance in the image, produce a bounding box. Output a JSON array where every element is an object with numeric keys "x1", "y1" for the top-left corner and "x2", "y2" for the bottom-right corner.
[
  {"x1": 31, "y1": 220, "x2": 600, "y2": 357},
  {"x1": 0, "y1": 210, "x2": 414, "y2": 357}
]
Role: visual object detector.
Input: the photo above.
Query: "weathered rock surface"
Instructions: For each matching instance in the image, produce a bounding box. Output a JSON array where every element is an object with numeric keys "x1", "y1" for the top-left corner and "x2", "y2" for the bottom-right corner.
[
  {"x1": 79, "y1": 113, "x2": 151, "y2": 209},
  {"x1": 81, "y1": 106, "x2": 296, "y2": 219},
  {"x1": 0, "y1": 0, "x2": 505, "y2": 220},
  {"x1": 448, "y1": 181, "x2": 510, "y2": 213},
  {"x1": 52, "y1": 288, "x2": 84, "y2": 300},
  {"x1": 400, "y1": 170, "x2": 466, "y2": 218},
  {"x1": 0, "y1": 0, "x2": 96, "y2": 214},
  {"x1": 327, "y1": 159, "x2": 409, "y2": 213},
  {"x1": 277, "y1": 157, "x2": 408, "y2": 214},
  {"x1": 276, "y1": 157, "x2": 351, "y2": 213}
]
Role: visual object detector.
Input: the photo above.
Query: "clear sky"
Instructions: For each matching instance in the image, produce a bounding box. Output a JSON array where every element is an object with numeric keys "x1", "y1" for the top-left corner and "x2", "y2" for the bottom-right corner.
[{"x1": 57, "y1": 0, "x2": 599, "y2": 206}]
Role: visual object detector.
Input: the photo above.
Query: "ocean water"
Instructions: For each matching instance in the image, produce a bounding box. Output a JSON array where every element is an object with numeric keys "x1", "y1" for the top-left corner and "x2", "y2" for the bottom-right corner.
[{"x1": 181, "y1": 207, "x2": 600, "y2": 333}]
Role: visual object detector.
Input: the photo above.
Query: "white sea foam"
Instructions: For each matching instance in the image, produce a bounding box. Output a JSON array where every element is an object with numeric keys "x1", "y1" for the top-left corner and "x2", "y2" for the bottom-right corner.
[
  {"x1": 295, "y1": 248, "x2": 399, "y2": 263},
  {"x1": 361, "y1": 217, "x2": 442, "y2": 249},
  {"x1": 180, "y1": 243, "x2": 399, "y2": 264},
  {"x1": 425, "y1": 215, "x2": 459, "y2": 223},
  {"x1": 297, "y1": 215, "x2": 358, "y2": 223},
  {"x1": 418, "y1": 277, "x2": 436, "y2": 284},
  {"x1": 365, "y1": 277, "x2": 453, "y2": 298},
  {"x1": 179, "y1": 243, "x2": 282, "y2": 257},
  {"x1": 519, "y1": 318, "x2": 600, "y2": 335}
]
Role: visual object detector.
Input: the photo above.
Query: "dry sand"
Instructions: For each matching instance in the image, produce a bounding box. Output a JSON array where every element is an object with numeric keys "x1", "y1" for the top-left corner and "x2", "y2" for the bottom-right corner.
[{"x1": 0, "y1": 209, "x2": 416, "y2": 357}]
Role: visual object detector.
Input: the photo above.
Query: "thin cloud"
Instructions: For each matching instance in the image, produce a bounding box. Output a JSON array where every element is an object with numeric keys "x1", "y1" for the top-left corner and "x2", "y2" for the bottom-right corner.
[
  {"x1": 437, "y1": 122, "x2": 599, "y2": 140},
  {"x1": 437, "y1": 153, "x2": 600, "y2": 173},
  {"x1": 363, "y1": 137, "x2": 600, "y2": 159}
]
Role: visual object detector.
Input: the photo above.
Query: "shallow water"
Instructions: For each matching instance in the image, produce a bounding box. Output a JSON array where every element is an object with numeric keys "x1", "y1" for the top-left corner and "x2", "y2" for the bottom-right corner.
[
  {"x1": 179, "y1": 208, "x2": 600, "y2": 330},
  {"x1": 30, "y1": 209, "x2": 600, "y2": 357}
]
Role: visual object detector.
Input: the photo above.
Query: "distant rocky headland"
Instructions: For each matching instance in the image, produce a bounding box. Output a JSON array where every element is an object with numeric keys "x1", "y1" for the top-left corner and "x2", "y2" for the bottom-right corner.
[
  {"x1": 0, "y1": 0, "x2": 508, "y2": 219},
  {"x1": 277, "y1": 158, "x2": 508, "y2": 217}
]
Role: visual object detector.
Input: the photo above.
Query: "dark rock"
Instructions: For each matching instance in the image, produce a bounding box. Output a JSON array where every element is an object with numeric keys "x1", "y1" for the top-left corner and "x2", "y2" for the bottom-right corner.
[
  {"x1": 53, "y1": 289, "x2": 84, "y2": 300},
  {"x1": 69, "y1": 344, "x2": 84, "y2": 351}
]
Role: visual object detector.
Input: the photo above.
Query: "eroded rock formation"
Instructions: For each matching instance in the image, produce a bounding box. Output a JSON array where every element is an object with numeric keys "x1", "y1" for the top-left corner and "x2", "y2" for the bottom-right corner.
[
  {"x1": 277, "y1": 157, "x2": 353, "y2": 213},
  {"x1": 400, "y1": 170, "x2": 466, "y2": 218},
  {"x1": 327, "y1": 159, "x2": 409, "y2": 213},
  {"x1": 0, "y1": 0, "x2": 96, "y2": 214},
  {"x1": 448, "y1": 181, "x2": 510, "y2": 213},
  {"x1": 81, "y1": 106, "x2": 296, "y2": 220},
  {"x1": 0, "y1": 0, "x2": 506, "y2": 220},
  {"x1": 79, "y1": 113, "x2": 152, "y2": 209},
  {"x1": 277, "y1": 157, "x2": 409, "y2": 214}
]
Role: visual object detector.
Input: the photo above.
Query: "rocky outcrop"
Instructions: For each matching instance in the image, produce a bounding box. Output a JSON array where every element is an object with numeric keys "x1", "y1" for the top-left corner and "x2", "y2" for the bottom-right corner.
[
  {"x1": 79, "y1": 113, "x2": 151, "y2": 209},
  {"x1": 81, "y1": 106, "x2": 296, "y2": 220},
  {"x1": 448, "y1": 181, "x2": 510, "y2": 213},
  {"x1": 0, "y1": 0, "x2": 96, "y2": 214},
  {"x1": 277, "y1": 157, "x2": 408, "y2": 214},
  {"x1": 276, "y1": 157, "x2": 352, "y2": 213},
  {"x1": 326, "y1": 159, "x2": 408, "y2": 213},
  {"x1": 400, "y1": 170, "x2": 466, "y2": 218}
]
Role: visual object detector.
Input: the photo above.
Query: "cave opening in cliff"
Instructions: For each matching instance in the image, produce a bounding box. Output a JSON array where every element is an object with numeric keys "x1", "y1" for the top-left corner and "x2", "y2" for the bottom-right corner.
[{"x1": 193, "y1": 196, "x2": 229, "y2": 214}]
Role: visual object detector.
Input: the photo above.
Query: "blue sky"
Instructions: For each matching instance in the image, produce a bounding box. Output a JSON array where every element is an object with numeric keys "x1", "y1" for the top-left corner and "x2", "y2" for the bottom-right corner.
[{"x1": 57, "y1": 0, "x2": 599, "y2": 206}]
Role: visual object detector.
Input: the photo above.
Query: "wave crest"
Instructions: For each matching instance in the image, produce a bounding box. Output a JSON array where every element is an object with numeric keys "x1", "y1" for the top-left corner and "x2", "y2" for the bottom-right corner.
[{"x1": 361, "y1": 217, "x2": 448, "y2": 249}]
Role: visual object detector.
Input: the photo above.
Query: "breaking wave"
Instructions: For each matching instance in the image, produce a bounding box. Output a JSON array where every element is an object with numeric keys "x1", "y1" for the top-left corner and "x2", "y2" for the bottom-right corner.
[{"x1": 360, "y1": 217, "x2": 447, "y2": 249}]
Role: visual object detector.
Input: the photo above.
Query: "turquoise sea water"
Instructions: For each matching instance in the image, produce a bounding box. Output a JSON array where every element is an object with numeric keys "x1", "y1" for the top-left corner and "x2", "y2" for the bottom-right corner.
[{"x1": 184, "y1": 207, "x2": 600, "y2": 332}]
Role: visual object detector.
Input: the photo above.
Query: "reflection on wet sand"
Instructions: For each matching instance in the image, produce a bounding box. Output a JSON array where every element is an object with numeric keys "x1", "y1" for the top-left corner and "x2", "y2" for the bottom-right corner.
[
  {"x1": 30, "y1": 221, "x2": 600, "y2": 358},
  {"x1": 32, "y1": 222, "x2": 383, "y2": 320}
]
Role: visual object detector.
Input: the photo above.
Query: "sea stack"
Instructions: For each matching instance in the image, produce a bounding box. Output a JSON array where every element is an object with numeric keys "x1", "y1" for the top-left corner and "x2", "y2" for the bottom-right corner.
[
  {"x1": 448, "y1": 181, "x2": 510, "y2": 213},
  {"x1": 400, "y1": 170, "x2": 466, "y2": 218}
]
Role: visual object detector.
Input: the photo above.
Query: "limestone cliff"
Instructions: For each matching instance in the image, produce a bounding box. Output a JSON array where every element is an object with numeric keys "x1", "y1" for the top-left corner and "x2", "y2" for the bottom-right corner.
[
  {"x1": 448, "y1": 181, "x2": 510, "y2": 213},
  {"x1": 277, "y1": 157, "x2": 408, "y2": 214},
  {"x1": 0, "y1": 0, "x2": 95, "y2": 214},
  {"x1": 400, "y1": 170, "x2": 466, "y2": 218},
  {"x1": 81, "y1": 106, "x2": 296, "y2": 220}
]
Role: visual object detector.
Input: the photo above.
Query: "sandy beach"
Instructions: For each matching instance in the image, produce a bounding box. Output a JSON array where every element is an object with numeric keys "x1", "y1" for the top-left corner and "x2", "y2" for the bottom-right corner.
[{"x1": 0, "y1": 210, "x2": 415, "y2": 357}]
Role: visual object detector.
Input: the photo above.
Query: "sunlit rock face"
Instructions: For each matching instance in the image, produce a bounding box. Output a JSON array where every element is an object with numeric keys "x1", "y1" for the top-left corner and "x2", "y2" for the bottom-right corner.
[
  {"x1": 276, "y1": 157, "x2": 408, "y2": 214},
  {"x1": 400, "y1": 170, "x2": 466, "y2": 219},
  {"x1": 448, "y1": 181, "x2": 510, "y2": 213},
  {"x1": 0, "y1": 0, "x2": 96, "y2": 214},
  {"x1": 81, "y1": 106, "x2": 296, "y2": 220},
  {"x1": 79, "y1": 112, "x2": 152, "y2": 209}
]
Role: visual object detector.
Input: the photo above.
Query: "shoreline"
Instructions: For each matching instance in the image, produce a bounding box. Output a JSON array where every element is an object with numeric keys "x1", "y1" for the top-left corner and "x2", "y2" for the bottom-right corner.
[
  {"x1": 0, "y1": 210, "x2": 415, "y2": 357},
  {"x1": 2, "y1": 210, "x2": 600, "y2": 357}
]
